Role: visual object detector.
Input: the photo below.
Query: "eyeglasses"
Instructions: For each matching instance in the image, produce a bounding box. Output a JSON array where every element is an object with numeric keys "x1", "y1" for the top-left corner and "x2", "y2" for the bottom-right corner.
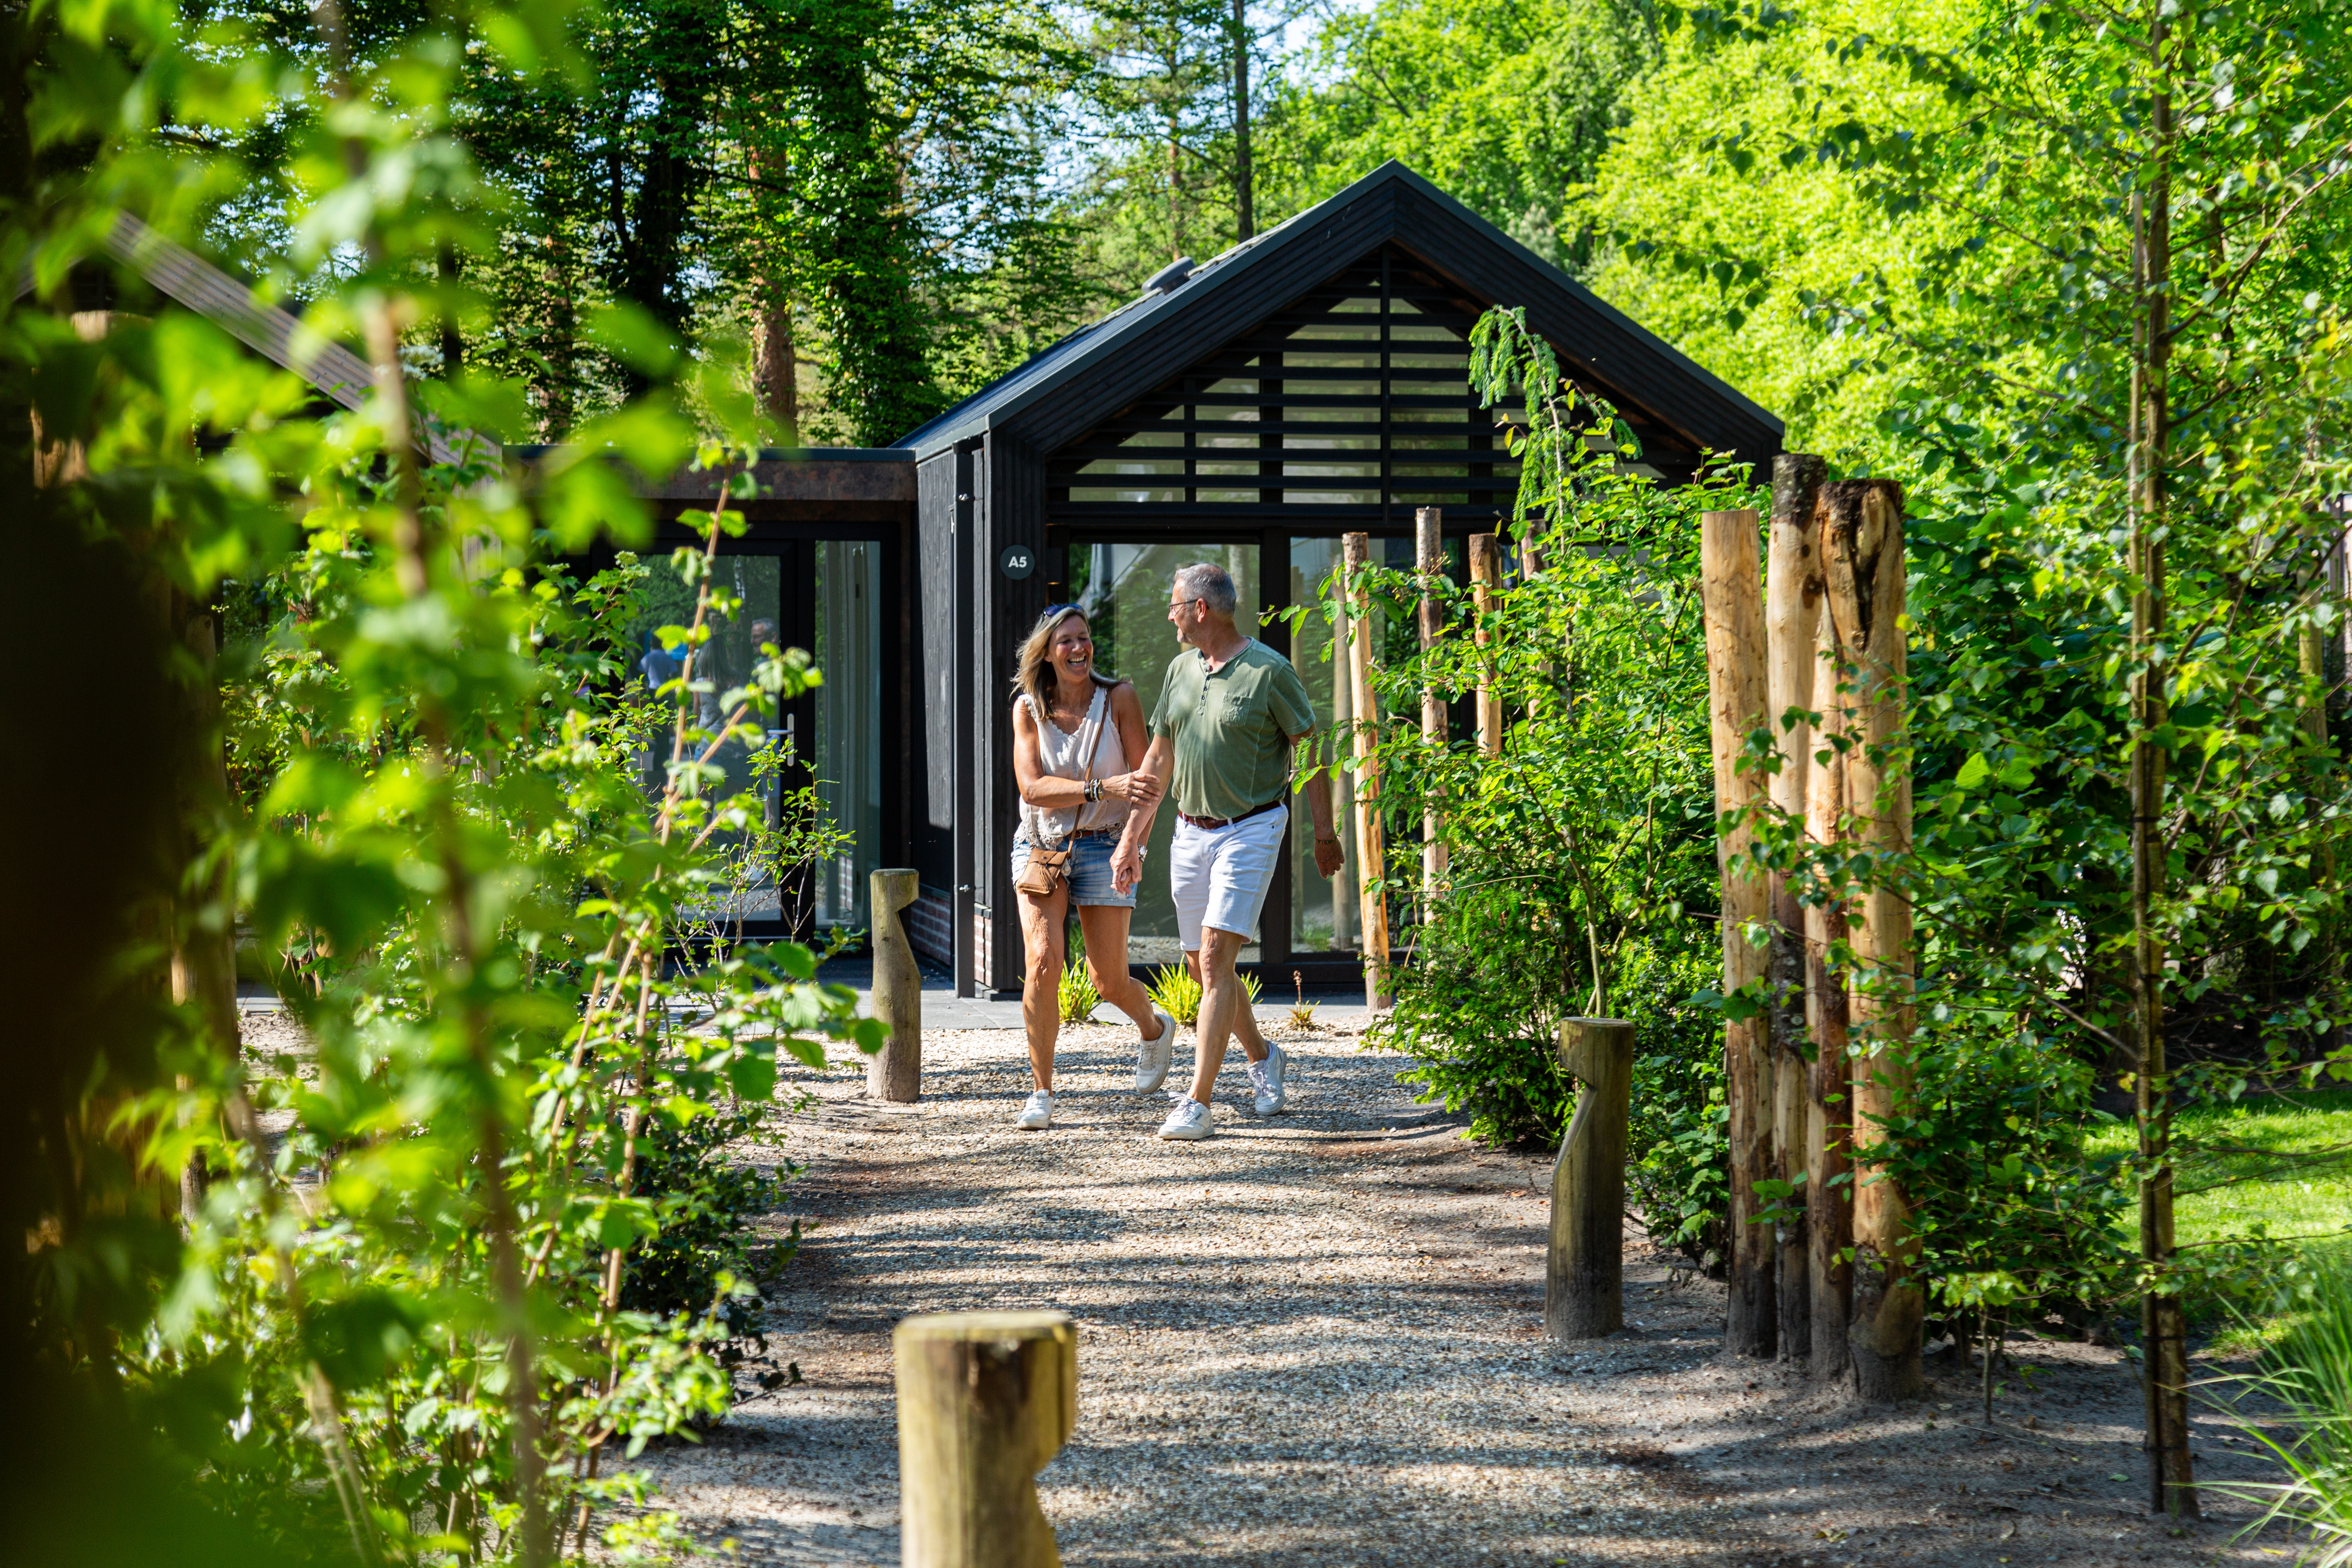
[{"x1": 1167, "y1": 598, "x2": 1201, "y2": 611}]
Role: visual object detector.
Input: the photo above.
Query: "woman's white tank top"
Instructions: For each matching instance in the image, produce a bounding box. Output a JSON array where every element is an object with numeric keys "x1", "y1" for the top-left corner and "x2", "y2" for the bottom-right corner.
[{"x1": 1020, "y1": 684, "x2": 1128, "y2": 842}]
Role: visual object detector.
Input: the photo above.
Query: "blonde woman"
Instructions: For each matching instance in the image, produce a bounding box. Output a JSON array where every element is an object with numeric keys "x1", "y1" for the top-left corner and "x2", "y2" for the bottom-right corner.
[{"x1": 1008, "y1": 604, "x2": 1179, "y2": 1129}]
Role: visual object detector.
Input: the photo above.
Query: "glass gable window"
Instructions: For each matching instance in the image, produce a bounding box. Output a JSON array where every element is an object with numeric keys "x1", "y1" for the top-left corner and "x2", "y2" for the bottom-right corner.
[{"x1": 1045, "y1": 245, "x2": 1519, "y2": 535}]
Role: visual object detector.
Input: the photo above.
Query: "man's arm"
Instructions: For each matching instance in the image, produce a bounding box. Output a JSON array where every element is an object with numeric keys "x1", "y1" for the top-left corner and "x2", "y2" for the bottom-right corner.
[
  {"x1": 1110, "y1": 733, "x2": 1174, "y2": 894},
  {"x1": 1293, "y1": 732, "x2": 1344, "y2": 878}
]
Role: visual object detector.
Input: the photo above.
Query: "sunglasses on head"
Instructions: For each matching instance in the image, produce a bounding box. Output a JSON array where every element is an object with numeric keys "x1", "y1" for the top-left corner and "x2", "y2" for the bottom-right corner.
[{"x1": 1037, "y1": 602, "x2": 1085, "y2": 629}]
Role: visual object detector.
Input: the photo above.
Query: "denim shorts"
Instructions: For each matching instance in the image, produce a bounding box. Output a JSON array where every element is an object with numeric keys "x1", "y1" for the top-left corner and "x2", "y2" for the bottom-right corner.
[{"x1": 1010, "y1": 827, "x2": 1134, "y2": 907}]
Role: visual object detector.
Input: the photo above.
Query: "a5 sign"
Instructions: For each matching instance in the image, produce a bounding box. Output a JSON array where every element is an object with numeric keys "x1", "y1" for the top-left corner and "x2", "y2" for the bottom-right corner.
[{"x1": 998, "y1": 543, "x2": 1037, "y2": 581}]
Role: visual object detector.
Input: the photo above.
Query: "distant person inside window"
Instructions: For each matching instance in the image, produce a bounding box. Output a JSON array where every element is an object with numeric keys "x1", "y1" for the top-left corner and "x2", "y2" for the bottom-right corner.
[
  {"x1": 1007, "y1": 605, "x2": 1176, "y2": 1130},
  {"x1": 1112, "y1": 564, "x2": 1345, "y2": 1142}
]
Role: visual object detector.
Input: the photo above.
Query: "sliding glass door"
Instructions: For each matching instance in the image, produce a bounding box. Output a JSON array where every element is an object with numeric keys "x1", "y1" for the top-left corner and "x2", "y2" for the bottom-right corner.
[{"x1": 1069, "y1": 539, "x2": 1262, "y2": 965}]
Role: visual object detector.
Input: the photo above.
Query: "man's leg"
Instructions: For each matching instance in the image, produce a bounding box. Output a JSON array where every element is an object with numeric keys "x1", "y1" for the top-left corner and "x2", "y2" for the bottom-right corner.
[{"x1": 1187, "y1": 926, "x2": 1265, "y2": 1105}]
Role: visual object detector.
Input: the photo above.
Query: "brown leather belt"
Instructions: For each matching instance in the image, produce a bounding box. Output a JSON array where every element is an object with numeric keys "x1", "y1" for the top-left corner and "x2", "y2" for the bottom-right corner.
[{"x1": 1176, "y1": 798, "x2": 1286, "y2": 831}]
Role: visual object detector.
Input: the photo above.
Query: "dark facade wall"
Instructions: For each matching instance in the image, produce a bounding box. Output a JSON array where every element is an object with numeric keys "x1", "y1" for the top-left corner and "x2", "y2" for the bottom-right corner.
[{"x1": 980, "y1": 430, "x2": 1049, "y2": 995}]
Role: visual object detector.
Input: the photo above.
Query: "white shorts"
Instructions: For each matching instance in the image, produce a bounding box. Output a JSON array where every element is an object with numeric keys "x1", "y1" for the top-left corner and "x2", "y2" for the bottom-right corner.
[{"x1": 1169, "y1": 805, "x2": 1287, "y2": 950}]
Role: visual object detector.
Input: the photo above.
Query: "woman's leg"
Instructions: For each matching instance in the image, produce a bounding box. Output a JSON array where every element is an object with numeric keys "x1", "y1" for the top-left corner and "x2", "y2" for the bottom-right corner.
[
  {"x1": 1016, "y1": 880, "x2": 1069, "y2": 1091},
  {"x1": 1075, "y1": 903, "x2": 1163, "y2": 1039}
]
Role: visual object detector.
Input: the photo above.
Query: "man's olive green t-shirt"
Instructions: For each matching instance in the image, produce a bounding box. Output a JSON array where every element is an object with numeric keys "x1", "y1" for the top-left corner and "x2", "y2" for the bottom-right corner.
[{"x1": 1148, "y1": 639, "x2": 1318, "y2": 821}]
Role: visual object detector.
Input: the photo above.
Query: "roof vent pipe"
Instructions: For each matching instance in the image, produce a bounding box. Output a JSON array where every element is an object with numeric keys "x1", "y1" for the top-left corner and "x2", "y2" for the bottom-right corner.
[{"x1": 1142, "y1": 256, "x2": 1194, "y2": 294}]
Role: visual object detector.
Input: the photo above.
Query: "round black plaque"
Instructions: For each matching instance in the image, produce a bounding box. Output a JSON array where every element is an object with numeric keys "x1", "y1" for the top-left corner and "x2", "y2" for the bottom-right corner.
[{"x1": 998, "y1": 543, "x2": 1037, "y2": 581}]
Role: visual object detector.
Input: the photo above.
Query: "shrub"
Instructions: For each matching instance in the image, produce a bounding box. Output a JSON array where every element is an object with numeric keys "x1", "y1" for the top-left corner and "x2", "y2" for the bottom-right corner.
[
  {"x1": 1057, "y1": 962, "x2": 1101, "y2": 1023},
  {"x1": 1148, "y1": 963, "x2": 1202, "y2": 1024},
  {"x1": 621, "y1": 1100, "x2": 796, "y2": 1344},
  {"x1": 2214, "y1": 1256, "x2": 2352, "y2": 1561}
]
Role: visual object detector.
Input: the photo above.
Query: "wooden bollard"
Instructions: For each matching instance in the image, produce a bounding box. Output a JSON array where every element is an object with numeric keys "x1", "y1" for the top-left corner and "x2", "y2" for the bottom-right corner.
[
  {"x1": 1546, "y1": 1017, "x2": 1635, "y2": 1339},
  {"x1": 869, "y1": 868, "x2": 922, "y2": 1102},
  {"x1": 895, "y1": 1311, "x2": 1077, "y2": 1568}
]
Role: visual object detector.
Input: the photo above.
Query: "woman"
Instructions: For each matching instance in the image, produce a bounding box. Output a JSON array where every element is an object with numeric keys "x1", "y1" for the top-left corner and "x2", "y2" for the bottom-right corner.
[{"x1": 1008, "y1": 603, "x2": 1178, "y2": 1129}]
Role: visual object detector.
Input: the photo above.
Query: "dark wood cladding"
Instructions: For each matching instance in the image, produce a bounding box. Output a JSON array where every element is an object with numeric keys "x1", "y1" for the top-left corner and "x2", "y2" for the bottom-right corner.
[
  {"x1": 983, "y1": 430, "x2": 1049, "y2": 993},
  {"x1": 639, "y1": 451, "x2": 917, "y2": 504}
]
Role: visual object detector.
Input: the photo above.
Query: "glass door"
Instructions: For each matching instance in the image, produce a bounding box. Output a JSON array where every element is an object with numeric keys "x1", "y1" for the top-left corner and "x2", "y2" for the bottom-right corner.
[
  {"x1": 812, "y1": 539, "x2": 882, "y2": 932},
  {"x1": 629, "y1": 538, "x2": 889, "y2": 942},
  {"x1": 1069, "y1": 539, "x2": 1262, "y2": 965},
  {"x1": 630, "y1": 552, "x2": 787, "y2": 924}
]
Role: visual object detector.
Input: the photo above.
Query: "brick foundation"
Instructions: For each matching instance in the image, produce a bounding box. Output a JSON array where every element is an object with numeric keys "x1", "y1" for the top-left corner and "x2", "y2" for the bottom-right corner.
[{"x1": 907, "y1": 890, "x2": 953, "y2": 967}]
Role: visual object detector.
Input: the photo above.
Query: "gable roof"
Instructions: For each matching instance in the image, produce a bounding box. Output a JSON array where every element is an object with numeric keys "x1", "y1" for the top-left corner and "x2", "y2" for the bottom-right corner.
[
  {"x1": 899, "y1": 160, "x2": 1781, "y2": 478},
  {"x1": 18, "y1": 212, "x2": 476, "y2": 466}
]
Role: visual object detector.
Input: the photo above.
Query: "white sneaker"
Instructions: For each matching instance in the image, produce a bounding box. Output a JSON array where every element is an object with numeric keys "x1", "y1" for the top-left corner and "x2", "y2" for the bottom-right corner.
[
  {"x1": 1135, "y1": 1008, "x2": 1178, "y2": 1093},
  {"x1": 1249, "y1": 1042, "x2": 1289, "y2": 1116},
  {"x1": 1016, "y1": 1090, "x2": 1053, "y2": 1130},
  {"x1": 1156, "y1": 1097, "x2": 1213, "y2": 1141}
]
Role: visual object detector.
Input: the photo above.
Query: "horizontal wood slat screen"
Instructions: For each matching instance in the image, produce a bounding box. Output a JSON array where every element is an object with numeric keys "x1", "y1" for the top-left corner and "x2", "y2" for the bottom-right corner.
[{"x1": 1045, "y1": 245, "x2": 1525, "y2": 533}]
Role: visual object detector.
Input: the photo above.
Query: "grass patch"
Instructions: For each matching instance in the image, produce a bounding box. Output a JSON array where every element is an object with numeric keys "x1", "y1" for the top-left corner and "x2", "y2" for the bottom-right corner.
[{"x1": 2085, "y1": 1088, "x2": 2352, "y2": 1352}]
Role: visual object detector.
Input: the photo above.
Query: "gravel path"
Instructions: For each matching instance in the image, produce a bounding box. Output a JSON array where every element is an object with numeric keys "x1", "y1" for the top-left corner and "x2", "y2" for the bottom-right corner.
[{"x1": 619, "y1": 1018, "x2": 2300, "y2": 1567}]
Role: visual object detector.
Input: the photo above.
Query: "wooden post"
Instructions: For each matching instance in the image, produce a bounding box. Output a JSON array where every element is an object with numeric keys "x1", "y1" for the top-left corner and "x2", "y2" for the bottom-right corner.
[
  {"x1": 1416, "y1": 506, "x2": 1448, "y2": 900},
  {"x1": 1468, "y1": 533, "x2": 1505, "y2": 758},
  {"x1": 1700, "y1": 507, "x2": 1776, "y2": 1359},
  {"x1": 1341, "y1": 533, "x2": 1391, "y2": 1009},
  {"x1": 869, "y1": 868, "x2": 922, "y2": 1102},
  {"x1": 1820, "y1": 479, "x2": 1923, "y2": 1402},
  {"x1": 1805, "y1": 564, "x2": 1856, "y2": 1388},
  {"x1": 1765, "y1": 455, "x2": 1825, "y2": 1363},
  {"x1": 1546, "y1": 1017, "x2": 1635, "y2": 1339},
  {"x1": 894, "y1": 1310, "x2": 1077, "y2": 1568}
]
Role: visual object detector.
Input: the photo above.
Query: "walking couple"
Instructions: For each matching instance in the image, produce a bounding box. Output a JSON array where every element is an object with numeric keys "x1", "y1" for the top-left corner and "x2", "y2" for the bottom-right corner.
[{"x1": 1008, "y1": 563, "x2": 1346, "y2": 1141}]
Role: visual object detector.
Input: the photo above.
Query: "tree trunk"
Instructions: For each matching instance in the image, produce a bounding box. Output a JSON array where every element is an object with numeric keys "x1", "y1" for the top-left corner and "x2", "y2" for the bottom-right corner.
[
  {"x1": 1468, "y1": 533, "x2": 1504, "y2": 758},
  {"x1": 1766, "y1": 455, "x2": 1825, "y2": 1363},
  {"x1": 1228, "y1": 0, "x2": 1253, "y2": 242},
  {"x1": 1806, "y1": 582, "x2": 1855, "y2": 1387},
  {"x1": 166, "y1": 591, "x2": 243, "y2": 1223},
  {"x1": 1416, "y1": 507, "x2": 1447, "y2": 905},
  {"x1": 1700, "y1": 508, "x2": 1775, "y2": 1359},
  {"x1": 1820, "y1": 478, "x2": 1923, "y2": 1403},
  {"x1": 437, "y1": 244, "x2": 463, "y2": 381},
  {"x1": 1342, "y1": 533, "x2": 1391, "y2": 1008},
  {"x1": 2131, "y1": 78, "x2": 2197, "y2": 1507}
]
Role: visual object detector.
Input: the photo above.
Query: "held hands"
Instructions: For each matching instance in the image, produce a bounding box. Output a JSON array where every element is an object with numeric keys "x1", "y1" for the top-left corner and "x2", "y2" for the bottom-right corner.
[
  {"x1": 1110, "y1": 839, "x2": 1143, "y2": 895},
  {"x1": 1104, "y1": 768, "x2": 1163, "y2": 807}
]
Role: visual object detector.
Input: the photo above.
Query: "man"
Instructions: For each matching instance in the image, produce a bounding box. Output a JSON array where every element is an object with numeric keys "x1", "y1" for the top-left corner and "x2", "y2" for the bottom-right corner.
[{"x1": 1111, "y1": 563, "x2": 1346, "y2": 1141}]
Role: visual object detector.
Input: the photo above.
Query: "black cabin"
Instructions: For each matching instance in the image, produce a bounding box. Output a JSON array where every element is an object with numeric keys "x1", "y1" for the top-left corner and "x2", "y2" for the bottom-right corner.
[{"x1": 899, "y1": 160, "x2": 1782, "y2": 997}]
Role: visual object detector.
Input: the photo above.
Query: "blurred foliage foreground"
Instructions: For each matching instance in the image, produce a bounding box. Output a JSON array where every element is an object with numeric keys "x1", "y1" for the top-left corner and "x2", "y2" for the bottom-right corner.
[{"x1": 1, "y1": 0, "x2": 880, "y2": 1562}]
